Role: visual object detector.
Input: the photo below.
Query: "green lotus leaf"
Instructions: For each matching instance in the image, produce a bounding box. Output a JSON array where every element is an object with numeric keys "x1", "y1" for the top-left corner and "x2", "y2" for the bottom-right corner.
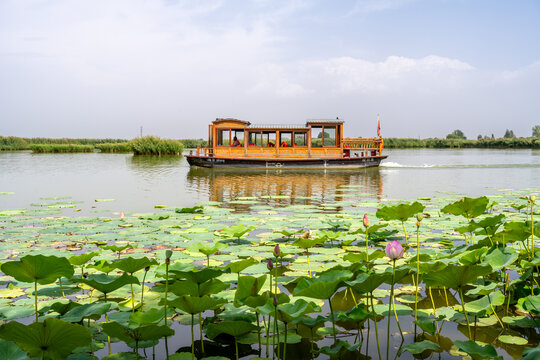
[
  {"x1": 516, "y1": 294, "x2": 540, "y2": 314},
  {"x1": 414, "y1": 317, "x2": 437, "y2": 336},
  {"x1": 350, "y1": 223, "x2": 387, "y2": 235},
  {"x1": 188, "y1": 242, "x2": 228, "y2": 257},
  {"x1": 205, "y1": 320, "x2": 258, "y2": 339},
  {"x1": 473, "y1": 214, "x2": 505, "y2": 236},
  {"x1": 102, "y1": 352, "x2": 144, "y2": 359},
  {"x1": 292, "y1": 237, "x2": 325, "y2": 250},
  {"x1": 376, "y1": 201, "x2": 425, "y2": 222},
  {"x1": 175, "y1": 206, "x2": 203, "y2": 214},
  {"x1": 502, "y1": 315, "x2": 540, "y2": 328},
  {"x1": 343, "y1": 250, "x2": 385, "y2": 263},
  {"x1": 318, "y1": 340, "x2": 361, "y2": 356},
  {"x1": 68, "y1": 251, "x2": 101, "y2": 266},
  {"x1": 0, "y1": 284, "x2": 25, "y2": 299},
  {"x1": 497, "y1": 335, "x2": 528, "y2": 345},
  {"x1": 422, "y1": 264, "x2": 492, "y2": 289},
  {"x1": 277, "y1": 299, "x2": 320, "y2": 323},
  {"x1": 101, "y1": 321, "x2": 174, "y2": 344},
  {"x1": 128, "y1": 307, "x2": 164, "y2": 327},
  {"x1": 87, "y1": 260, "x2": 117, "y2": 274},
  {"x1": 234, "y1": 275, "x2": 267, "y2": 307},
  {"x1": 344, "y1": 272, "x2": 390, "y2": 294},
  {"x1": 368, "y1": 229, "x2": 399, "y2": 241},
  {"x1": 79, "y1": 273, "x2": 139, "y2": 295},
  {"x1": 112, "y1": 257, "x2": 159, "y2": 274},
  {"x1": 215, "y1": 224, "x2": 255, "y2": 239},
  {"x1": 398, "y1": 340, "x2": 440, "y2": 355},
  {"x1": 100, "y1": 244, "x2": 134, "y2": 253},
  {"x1": 464, "y1": 290, "x2": 505, "y2": 314},
  {"x1": 492, "y1": 221, "x2": 530, "y2": 244},
  {"x1": 168, "y1": 295, "x2": 227, "y2": 315},
  {"x1": 0, "y1": 339, "x2": 27, "y2": 360},
  {"x1": 61, "y1": 301, "x2": 116, "y2": 322},
  {"x1": 441, "y1": 196, "x2": 489, "y2": 220},
  {"x1": 482, "y1": 247, "x2": 518, "y2": 270},
  {"x1": 293, "y1": 269, "x2": 352, "y2": 299},
  {"x1": 458, "y1": 248, "x2": 488, "y2": 265},
  {"x1": 292, "y1": 315, "x2": 327, "y2": 328},
  {"x1": 454, "y1": 340, "x2": 502, "y2": 360},
  {"x1": 466, "y1": 282, "x2": 498, "y2": 297},
  {"x1": 169, "y1": 278, "x2": 228, "y2": 297},
  {"x1": 1, "y1": 255, "x2": 74, "y2": 285},
  {"x1": 337, "y1": 303, "x2": 369, "y2": 323},
  {"x1": 521, "y1": 344, "x2": 540, "y2": 360},
  {"x1": 0, "y1": 318, "x2": 91, "y2": 360},
  {"x1": 226, "y1": 258, "x2": 259, "y2": 274},
  {"x1": 170, "y1": 267, "x2": 223, "y2": 284},
  {"x1": 0, "y1": 305, "x2": 35, "y2": 321}
]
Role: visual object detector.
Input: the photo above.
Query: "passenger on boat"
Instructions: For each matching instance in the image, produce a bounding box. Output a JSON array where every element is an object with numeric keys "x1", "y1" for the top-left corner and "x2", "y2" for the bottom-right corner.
[
  {"x1": 281, "y1": 141, "x2": 288, "y2": 147},
  {"x1": 232, "y1": 137, "x2": 241, "y2": 147},
  {"x1": 268, "y1": 142, "x2": 275, "y2": 147}
]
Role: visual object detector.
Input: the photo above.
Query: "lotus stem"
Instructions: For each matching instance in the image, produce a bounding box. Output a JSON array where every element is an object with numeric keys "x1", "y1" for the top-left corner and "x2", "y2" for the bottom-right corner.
[
  {"x1": 458, "y1": 287, "x2": 472, "y2": 339},
  {"x1": 191, "y1": 314, "x2": 195, "y2": 360},
  {"x1": 387, "y1": 259, "x2": 396, "y2": 360},
  {"x1": 140, "y1": 269, "x2": 148, "y2": 305},
  {"x1": 59, "y1": 277, "x2": 65, "y2": 298},
  {"x1": 256, "y1": 312, "x2": 261, "y2": 355},
  {"x1": 274, "y1": 305, "x2": 279, "y2": 360},
  {"x1": 401, "y1": 221, "x2": 408, "y2": 245},
  {"x1": 428, "y1": 287, "x2": 440, "y2": 337},
  {"x1": 207, "y1": 255, "x2": 210, "y2": 267},
  {"x1": 488, "y1": 296, "x2": 504, "y2": 328},
  {"x1": 370, "y1": 292, "x2": 382, "y2": 360},
  {"x1": 235, "y1": 338, "x2": 239, "y2": 360},
  {"x1": 328, "y1": 297, "x2": 337, "y2": 344},
  {"x1": 307, "y1": 251, "x2": 312, "y2": 278},
  {"x1": 265, "y1": 315, "x2": 270, "y2": 357},
  {"x1": 415, "y1": 227, "x2": 420, "y2": 324},
  {"x1": 164, "y1": 260, "x2": 170, "y2": 359},
  {"x1": 392, "y1": 292, "x2": 404, "y2": 341},
  {"x1": 283, "y1": 322, "x2": 287, "y2": 360},
  {"x1": 199, "y1": 313, "x2": 205, "y2": 354},
  {"x1": 34, "y1": 280, "x2": 38, "y2": 322},
  {"x1": 349, "y1": 287, "x2": 358, "y2": 307},
  {"x1": 366, "y1": 230, "x2": 369, "y2": 262},
  {"x1": 130, "y1": 282, "x2": 135, "y2": 312}
]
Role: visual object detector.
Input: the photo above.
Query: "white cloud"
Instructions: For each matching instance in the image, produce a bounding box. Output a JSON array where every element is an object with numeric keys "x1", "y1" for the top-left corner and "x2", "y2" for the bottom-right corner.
[{"x1": 348, "y1": 0, "x2": 418, "y2": 15}]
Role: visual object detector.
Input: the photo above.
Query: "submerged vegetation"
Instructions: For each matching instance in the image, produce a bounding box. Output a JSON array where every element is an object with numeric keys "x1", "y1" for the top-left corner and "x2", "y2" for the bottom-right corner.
[{"x1": 0, "y1": 190, "x2": 539, "y2": 359}]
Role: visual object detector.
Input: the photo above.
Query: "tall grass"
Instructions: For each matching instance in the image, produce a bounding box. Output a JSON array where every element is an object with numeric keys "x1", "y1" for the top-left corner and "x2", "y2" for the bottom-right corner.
[
  {"x1": 179, "y1": 139, "x2": 207, "y2": 148},
  {"x1": 1, "y1": 136, "x2": 128, "y2": 151},
  {"x1": 95, "y1": 143, "x2": 133, "y2": 153},
  {"x1": 29, "y1": 144, "x2": 94, "y2": 153},
  {"x1": 130, "y1": 136, "x2": 184, "y2": 155}
]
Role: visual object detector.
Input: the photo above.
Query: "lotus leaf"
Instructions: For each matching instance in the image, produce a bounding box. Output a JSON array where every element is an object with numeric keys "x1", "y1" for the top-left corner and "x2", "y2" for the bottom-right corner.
[
  {"x1": 482, "y1": 247, "x2": 518, "y2": 270},
  {"x1": 1, "y1": 255, "x2": 74, "y2": 285},
  {"x1": 234, "y1": 275, "x2": 267, "y2": 307},
  {"x1": 226, "y1": 258, "x2": 259, "y2": 274},
  {"x1": 79, "y1": 273, "x2": 139, "y2": 295},
  {"x1": 454, "y1": 340, "x2": 502, "y2": 360},
  {"x1": 441, "y1": 196, "x2": 489, "y2": 220},
  {"x1": 0, "y1": 339, "x2": 27, "y2": 360},
  {"x1": 293, "y1": 269, "x2": 352, "y2": 299},
  {"x1": 277, "y1": 299, "x2": 320, "y2": 323},
  {"x1": 0, "y1": 318, "x2": 91, "y2": 360},
  {"x1": 422, "y1": 264, "x2": 492, "y2": 289},
  {"x1": 521, "y1": 344, "x2": 540, "y2": 360},
  {"x1": 398, "y1": 340, "x2": 440, "y2": 355},
  {"x1": 69, "y1": 251, "x2": 101, "y2": 266},
  {"x1": 112, "y1": 257, "x2": 159, "y2": 274},
  {"x1": 205, "y1": 320, "x2": 258, "y2": 339},
  {"x1": 376, "y1": 201, "x2": 425, "y2": 222},
  {"x1": 62, "y1": 301, "x2": 116, "y2": 322},
  {"x1": 168, "y1": 295, "x2": 227, "y2": 315},
  {"x1": 101, "y1": 321, "x2": 174, "y2": 344},
  {"x1": 318, "y1": 340, "x2": 361, "y2": 356},
  {"x1": 497, "y1": 335, "x2": 528, "y2": 345}
]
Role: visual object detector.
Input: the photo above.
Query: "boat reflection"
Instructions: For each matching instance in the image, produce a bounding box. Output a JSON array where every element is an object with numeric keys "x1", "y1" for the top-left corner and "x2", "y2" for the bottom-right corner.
[{"x1": 186, "y1": 167, "x2": 384, "y2": 208}]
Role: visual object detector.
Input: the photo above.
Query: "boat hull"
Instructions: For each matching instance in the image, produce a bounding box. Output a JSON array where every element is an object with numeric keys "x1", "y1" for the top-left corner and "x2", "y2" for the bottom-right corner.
[{"x1": 185, "y1": 155, "x2": 388, "y2": 169}]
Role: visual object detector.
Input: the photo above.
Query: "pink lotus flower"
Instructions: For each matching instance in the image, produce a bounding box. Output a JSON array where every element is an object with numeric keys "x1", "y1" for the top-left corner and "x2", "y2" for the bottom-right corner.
[
  {"x1": 385, "y1": 241, "x2": 404, "y2": 260},
  {"x1": 273, "y1": 244, "x2": 281, "y2": 258},
  {"x1": 363, "y1": 213, "x2": 369, "y2": 228},
  {"x1": 267, "y1": 258, "x2": 273, "y2": 271}
]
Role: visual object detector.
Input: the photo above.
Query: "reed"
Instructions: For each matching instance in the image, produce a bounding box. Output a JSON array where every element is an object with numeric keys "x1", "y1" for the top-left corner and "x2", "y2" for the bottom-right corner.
[
  {"x1": 95, "y1": 143, "x2": 132, "y2": 153},
  {"x1": 130, "y1": 136, "x2": 184, "y2": 155},
  {"x1": 179, "y1": 139, "x2": 207, "y2": 148},
  {"x1": 29, "y1": 144, "x2": 94, "y2": 153}
]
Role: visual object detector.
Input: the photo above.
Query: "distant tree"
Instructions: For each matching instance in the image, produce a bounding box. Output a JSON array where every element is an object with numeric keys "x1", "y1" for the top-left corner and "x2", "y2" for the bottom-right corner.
[
  {"x1": 503, "y1": 129, "x2": 515, "y2": 138},
  {"x1": 317, "y1": 131, "x2": 331, "y2": 138},
  {"x1": 446, "y1": 129, "x2": 466, "y2": 140},
  {"x1": 533, "y1": 125, "x2": 540, "y2": 137},
  {"x1": 477, "y1": 134, "x2": 482, "y2": 140},
  {"x1": 491, "y1": 134, "x2": 495, "y2": 139}
]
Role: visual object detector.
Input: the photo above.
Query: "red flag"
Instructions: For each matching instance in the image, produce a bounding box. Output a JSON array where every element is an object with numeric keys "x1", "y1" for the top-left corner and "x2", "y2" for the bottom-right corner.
[{"x1": 377, "y1": 115, "x2": 381, "y2": 137}]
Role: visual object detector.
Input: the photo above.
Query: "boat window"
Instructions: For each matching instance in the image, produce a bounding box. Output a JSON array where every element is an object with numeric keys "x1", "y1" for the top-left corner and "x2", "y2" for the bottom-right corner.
[
  {"x1": 280, "y1": 132, "x2": 292, "y2": 147},
  {"x1": 217, "y1": 129, "x2": 230, "y2": 146},
  {"x1": 311, "y1": 127, "x2": 323, "y2": 147},
  {"x1": 232, "y1": 130, "x2": 244, "y2": 146},
  {"x1": 262, "y1": 131, "x2": 276, "y2": 147},
  {"x1": 325, "y1": 126, "x2": 337, "y2": 147},
  {"x1": 294, "y1": 132, "x2": 306, "y2": 146},
  {"x1": 248, "y1": 132, "x2": 261, "y2": 146}
]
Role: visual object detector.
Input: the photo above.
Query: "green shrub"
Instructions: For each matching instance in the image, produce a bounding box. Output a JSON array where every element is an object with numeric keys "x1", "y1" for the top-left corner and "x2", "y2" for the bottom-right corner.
[
  {"x1": 0, "y1": 136, "x2": 28, "y2": 150},
  {"x1": 95, "y1": 143, "x2": 132, "y2": 153},
  {"x1": 130, "y1": 136, "x2": 184, "y2": 155},
  {"x1": 179, "y1": 139, "x2": 207, "y2": 148}
]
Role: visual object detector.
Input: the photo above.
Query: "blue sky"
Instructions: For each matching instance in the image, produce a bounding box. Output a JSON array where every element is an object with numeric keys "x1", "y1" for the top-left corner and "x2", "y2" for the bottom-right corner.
[{"x1": 0, "y1": 0, "x2": 539, "y2": 139}]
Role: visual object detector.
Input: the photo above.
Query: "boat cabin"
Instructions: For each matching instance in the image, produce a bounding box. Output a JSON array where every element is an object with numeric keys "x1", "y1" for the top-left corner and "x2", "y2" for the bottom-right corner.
[{"x1": 195, "y1": 118, "x2": 384, "y2": 160}]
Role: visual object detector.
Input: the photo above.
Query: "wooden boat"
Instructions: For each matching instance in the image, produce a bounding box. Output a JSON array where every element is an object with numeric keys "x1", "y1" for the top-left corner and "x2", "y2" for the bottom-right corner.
[{"x1": 186, "y1": 118, "x2": 387, "y2": 168}]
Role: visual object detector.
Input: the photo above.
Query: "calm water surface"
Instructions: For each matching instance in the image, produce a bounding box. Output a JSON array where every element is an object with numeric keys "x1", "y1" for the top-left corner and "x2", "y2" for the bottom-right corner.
[{"x1": 1, "y1": 148, "x2": 539, "y2": 213}]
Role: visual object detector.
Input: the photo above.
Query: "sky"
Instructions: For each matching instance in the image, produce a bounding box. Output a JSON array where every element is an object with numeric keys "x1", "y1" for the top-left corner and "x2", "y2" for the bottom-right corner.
[{"x1": 0, "y1": 0, "x2": 539, "y2": 139}]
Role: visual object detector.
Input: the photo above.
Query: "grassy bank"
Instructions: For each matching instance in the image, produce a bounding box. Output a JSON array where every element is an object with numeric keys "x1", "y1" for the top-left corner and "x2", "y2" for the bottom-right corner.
[
  {"x1": 0, "y1": 136, "x2": 128, "y2": 151},
  {"x1": 29, "y1": 144, "x2": 95, "y2": 153},
  {"x1": 384, "y1": 137, "x2": 540, "y2": 148},
  {"x1": 131, "y1": 136, "x2": 184, "y2": 155}
]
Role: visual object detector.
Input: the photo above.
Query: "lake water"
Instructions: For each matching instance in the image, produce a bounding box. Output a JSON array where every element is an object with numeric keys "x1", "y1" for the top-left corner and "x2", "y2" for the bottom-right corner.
[{"x1": 1, "y1": 148, "x2": 539, "y2": 214}]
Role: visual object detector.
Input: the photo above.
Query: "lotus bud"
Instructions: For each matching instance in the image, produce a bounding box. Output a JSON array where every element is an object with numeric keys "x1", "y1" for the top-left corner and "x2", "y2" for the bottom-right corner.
[
  {"x1": 144, "y1": 266, "x2": 150, "y2": 272},
  {"x1": 165, "y1": 258, "x2": 170, "y2": 265},
  {"x1": 83, "y1": 272, "x2": 88, "y2": 279},
  {"x1": 273, "y1": 295, "x2": 278, "y2": 307},
  {"x1": 531, "y1": 195, "x2": 536, "y2": 203},
  {"x1": 363, "y1": 214, "x2": 369, "y2": 228},
  {"x1": 416, "y1": 221, "x2": 421, "y2": 227},
  {"x1": 165, "y1": 250, "x2": 173, "y2": 260},
  {"x1": 273, "y1": 244, "x2": 281, "y2": 258},
  {"x1": 385, "y1": 240, "x2": 404, "y2": 260},
  {"x1": 267, "y1": 258, "x2": 273, "y2": 271},
  {"x1": 416, "y1": 214, "x2": 423, "y2": 222}
]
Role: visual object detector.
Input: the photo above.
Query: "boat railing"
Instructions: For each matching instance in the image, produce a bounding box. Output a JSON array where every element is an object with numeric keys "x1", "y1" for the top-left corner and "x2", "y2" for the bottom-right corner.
[{"x1": 343, "y1": 138, "x2": 383, "y2": 152}]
